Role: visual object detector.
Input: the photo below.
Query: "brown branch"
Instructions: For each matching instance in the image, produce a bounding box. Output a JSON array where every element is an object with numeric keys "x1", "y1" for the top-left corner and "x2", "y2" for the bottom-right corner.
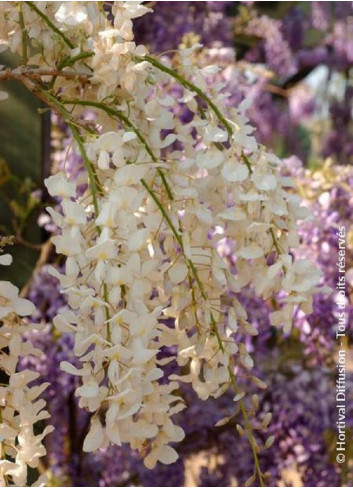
[
  {"x1": 20, "y1": 240, "x2": 53, "y2": 298},
  {"x1": 14, "y1": 234, "x2": 43, "y2": 251},
  {"x1": 0, "y1": 68, "x2": 90, "y2": 84},
  {"x1": 263, "y1": 83, "x2": 290, "y2": 98}
]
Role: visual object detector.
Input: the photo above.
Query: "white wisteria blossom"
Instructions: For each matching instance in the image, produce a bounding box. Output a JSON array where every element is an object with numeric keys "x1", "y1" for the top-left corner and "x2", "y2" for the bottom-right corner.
[
  {"x1": 0, "y1": 1, "x2": 323, "y2": 486},
  {"x1": 0, "y1": 250, "x2": 51, "y2": 487}
]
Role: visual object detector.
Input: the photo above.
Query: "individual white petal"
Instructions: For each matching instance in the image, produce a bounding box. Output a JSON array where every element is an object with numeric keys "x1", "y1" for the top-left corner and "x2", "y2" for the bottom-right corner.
[
  {"x1": 60, "y1": 361, "x2": 89, "y2": 376},
  {"x1": 238, "y1": 244, "x2": 264, "y2": 259},
  {"x1": 62, "y1": 200, "x2": 87, "y2": 225},
  {"x1": 44, "y1": 173, "x2": 76, "y2": 198},
  {"x1": 221, "y1": 162, "x2": 248, "y2": 182},
  {"x1": 251, "y1": 173, "x2": 277, "y2": 191},
  {"x1": 145, "y1": 445, "x2": 178, "y2": 468},
  {"x1": 13, "y1": 297, "x2": 35, "y2": 317},
  {"x1": 0, "y1": 281, "x2": 18, "y2": 299},
  {"x1": 196, "y1": 148, "x2": 223, "y2": 169},
  {"x1": 86, "y1": 239, "x2": 117, "y2": 260},
  {"x1": 83, "y1": 418, "x2": 105, "y2": 452},
  {"x1": 218, "y1": 208, "x2": 246, "y2": 221},
  {"x1": 98, "y1": 150, "x2": 110, "y2": 170},
  {"x1": 127, "y1": 229, "x2": 149, "y2": 251},
  {"x1": 55, "y1": 3, "x2": 88, "y2": 26},
  {"x1": 168, "y1": 262, "x2": 188, "y2": 284},
  {"x1": 9, "y1": 333, "x2": 21, "y2": 357},
  {"x1": 54, "y1": 315, "x2": 76, "y2": 333},
  {"x1": 93, "y1": 131, "x2": 122, "y2": 152},
  {"x1": 76, "y1": 380, "x2": 100, "y2": 398},
  {"x1": 0, "y1": 254, "x2": 12, "y2": 266},
  {"x1": 0, "y1": 91, "x2": 8, "y2": 101}
]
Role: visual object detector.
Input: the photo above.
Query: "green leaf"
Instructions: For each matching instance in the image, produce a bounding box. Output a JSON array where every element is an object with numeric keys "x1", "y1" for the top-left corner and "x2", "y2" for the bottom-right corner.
[{"x1": 0, "y1": 51, "x2": 42, "y2": 288}]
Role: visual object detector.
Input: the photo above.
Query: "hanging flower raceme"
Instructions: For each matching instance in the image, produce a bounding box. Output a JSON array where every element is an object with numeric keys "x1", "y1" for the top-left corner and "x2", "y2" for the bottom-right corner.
[
  {"x1": 0, "y1": 1, "x2": 324, "y2": 485},
  {"x1": 0, "y1": 248, "x2": 52, "y2": 487}
]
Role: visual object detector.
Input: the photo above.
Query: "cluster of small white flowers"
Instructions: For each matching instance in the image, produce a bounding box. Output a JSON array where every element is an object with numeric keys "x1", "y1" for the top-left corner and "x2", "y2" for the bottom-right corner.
[
  {"x1": 0, "y1": 1, "x2": 323, "y2": 478},
  {"x1": 0, "y1": 252, "x2": 52, "y2": 487}
]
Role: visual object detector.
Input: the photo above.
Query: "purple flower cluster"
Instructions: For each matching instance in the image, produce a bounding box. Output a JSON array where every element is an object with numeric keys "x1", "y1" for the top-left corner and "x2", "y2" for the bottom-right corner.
[
  {"x1": 133, "y1": 2, "x2": 233, "y2": 52},
  {"x1": 243, "y1": 14, "x2": 297, "y2": 77}
]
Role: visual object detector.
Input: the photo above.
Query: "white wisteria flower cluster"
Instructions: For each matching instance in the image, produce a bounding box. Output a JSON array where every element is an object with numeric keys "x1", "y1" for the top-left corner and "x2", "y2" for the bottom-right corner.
[
  {"x1": 0, "y1": 1, "x2": 322, "y2": 485},
  {"x1": 0, "y1": 250, "x2": 52, "y2": 487}
]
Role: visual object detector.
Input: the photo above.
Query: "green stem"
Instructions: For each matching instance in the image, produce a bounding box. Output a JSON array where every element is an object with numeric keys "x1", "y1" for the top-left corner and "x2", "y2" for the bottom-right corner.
[
  {"x1": 18, "y1": 3, "x2": 28, "y2": 64},
  {"x1": 69, "y1": 125, "x2": 100, "y2": 217},
  {"x1": 63, "y1": 100, "x2": 157, "y2": 160},
  {"x1": 210, "y1": 321, "x2": 264, "y2": 486},
  {"x1": 69, "y1": 125, "x2": 111, "y2": 340},
  {"x1": 136, "y1": 54, "x2": 234, "y2": 137},
  {"x1": 230, "y1": 369, "x2": 265, "y2": 487},
  {"x1": 141, "y1": 179, "x2": 210, "y2": 298},
  {"x1": 241, "y1": 153, "x2": 253, "y2": 174},
  {"x1": 270, "y1": 228, "x2": 287, "y2": 275},
  {"x1": 29, "y1": 68, "x2": 262, "y2": 485},
  {"x1": 62, "y1": 99, "x2": 174, "y2": 200},
  {"x1": 142, "y1": 177, "x2": 264, "y2": 486},
  {"x1": 25, "y1": 1, "x2": 75, "y2": 49},
  {"x1": 29, "y1": 86, "x2": 112, "y2": 340},
  {"x1": 0, "y1": 408, "x2": 6, "y2": 459},
  {"x1": 58, "y1": 51, "x2": 95, "y2": 70},
  {"x1": 137, "y1": 55, "x2": 255, "y2": 177},
  {"x1": 157, "y1": 170, "x2": 174, "y2": 201},
  {"x1": 270, "y1": 228, "x2": 282, "y2": 256},
  {"x1": 141, "y1": 179, "x2": 182, "y2": 247},
  {"x1": 35, "y1": 90, "x2": 102, "y2": 198}
]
